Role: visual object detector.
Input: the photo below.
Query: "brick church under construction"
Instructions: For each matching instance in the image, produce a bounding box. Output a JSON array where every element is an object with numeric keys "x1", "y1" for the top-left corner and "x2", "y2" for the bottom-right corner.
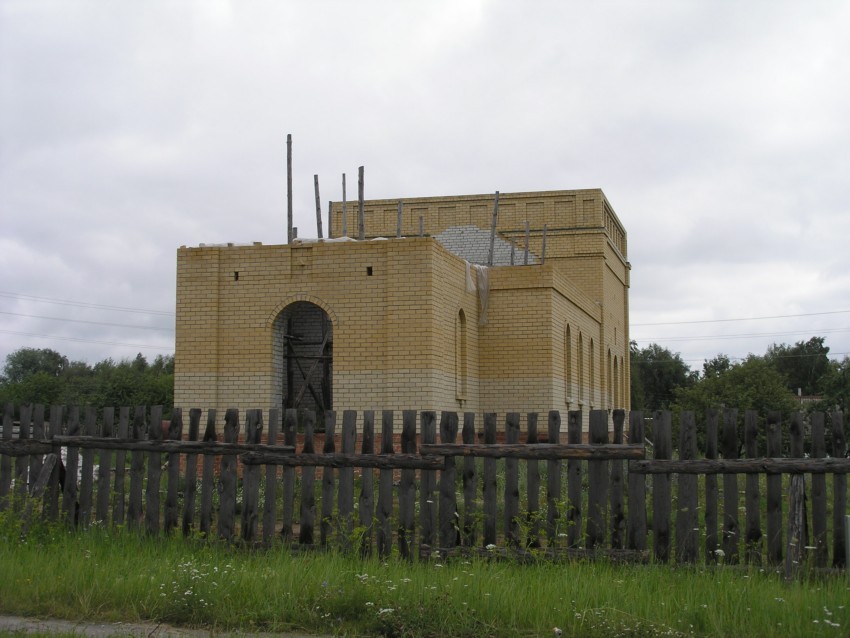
[{"x1": 173, "y1": 188, "x2": 630, "y2": 427}]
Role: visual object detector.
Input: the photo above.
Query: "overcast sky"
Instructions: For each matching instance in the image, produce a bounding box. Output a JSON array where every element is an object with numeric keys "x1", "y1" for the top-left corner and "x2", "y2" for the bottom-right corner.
[{"x1": 2, "y1": 0, "x2": 849, "y2": 374}]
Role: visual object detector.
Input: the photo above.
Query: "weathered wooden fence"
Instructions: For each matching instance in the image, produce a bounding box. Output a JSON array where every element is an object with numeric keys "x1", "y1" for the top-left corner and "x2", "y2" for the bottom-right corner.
[{"x1": 1, "y1": 404, "x2": 849, "y2": 572}]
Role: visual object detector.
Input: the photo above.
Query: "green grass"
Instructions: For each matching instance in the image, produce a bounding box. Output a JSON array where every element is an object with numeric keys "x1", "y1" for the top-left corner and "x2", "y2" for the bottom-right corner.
[{"x1": 1, "y1": 513, "x2": 849, "y2": 637}]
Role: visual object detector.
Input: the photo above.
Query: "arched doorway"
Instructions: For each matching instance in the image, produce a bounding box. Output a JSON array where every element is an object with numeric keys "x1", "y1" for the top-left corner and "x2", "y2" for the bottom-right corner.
[{"x1": 272, "y1": 301, "x2": 333, "y2": 414}]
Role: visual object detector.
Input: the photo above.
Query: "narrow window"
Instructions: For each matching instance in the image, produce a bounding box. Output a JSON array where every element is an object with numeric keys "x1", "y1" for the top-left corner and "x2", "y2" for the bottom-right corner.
[
  {"x1": 565, "y1": 324, "x2": 572, "y2": 403},
  {"x1": 456, "y1": 309, "x2": 468, "y2": 399},
  {"x1": 578, "y1": 333, "x2": 584, "y2": 403}
]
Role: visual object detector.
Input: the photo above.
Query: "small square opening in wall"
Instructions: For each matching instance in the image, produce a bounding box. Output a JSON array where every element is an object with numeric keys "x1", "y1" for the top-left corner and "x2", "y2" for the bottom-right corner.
[
  {"x1": 234, "y1": 271, "x2": 239, "y2": 281},
  {"x1": 366, "y1": 266, "x2": 373, "y2": 276}
]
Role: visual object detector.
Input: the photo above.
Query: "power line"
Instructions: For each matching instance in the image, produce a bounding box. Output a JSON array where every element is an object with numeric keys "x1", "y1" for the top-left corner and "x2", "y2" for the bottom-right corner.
[
  {"x1": 0, "y1": 291, "x2": 175, "y2": 317},
  {"x1": 0, "y1": 311, "x2": 173, "y2": 332},
  {"x1": 632, "y1": 309, "x2": 850, "y2": 327},
  {"x1": 633, "y1": 327, "x2": 850, "y2": 342},
  {"x1": 0, "y1": 329, "x2": 173, "y2": 352}
]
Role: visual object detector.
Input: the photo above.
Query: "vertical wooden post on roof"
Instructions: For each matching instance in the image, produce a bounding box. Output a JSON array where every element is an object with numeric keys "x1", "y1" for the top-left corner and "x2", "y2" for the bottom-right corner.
[
  {"x1": 832, "y1": 411, "x2": 847, "y2": 567},
  {"x1": 320, "y1": 411, "x2": 337, "y2": 547},
  {"x1": 586, "y1": 410, "x2": 608, "y2": 550},
  {"x1": 744, "y1": 410, "x2": 762, "y2": 564},
  {"x1": 165, "y1": 408, "x2": 183, "y2": 534},
  {"x1": 504, "y1": 412, "x2": 521, "y2": 547},
  {"x1": 183, "y1": 408, "x2": 201, "y2": 536},
  {"x1": 566, "y1": 410, "x2": 582, "y2": 548},
  {"x1": 810, "y1": 412, "x2": 828, "y2": 568},
  {"x1": 199, "y1": 409, "x2": 217, "y2": 537},
  {"x1": 765, "y1": 411, "x2": 782, "y2": 565},
  {"x1": 399, "y1": 410, "x2": 417, "y2": 560},
  {"x1": 419, "y1": 216, "x2": 424, "y2": 237},
  {"x1": 510, "y1": 242, "x2": 515, "y2": 265},
  {"x1": 287, "y1": 134, "x2": 293, "y2": 244},
  {"x1": 357, "y1": 166, "x2": 365, "y2": 240},
  {"x1": 610, "y1": 409, "x2": 626, "y2": 550},
  {"x1": 676, "y1": 411, "x2": 698, "y2": 563},
  {"x1": 523, "y1": 221, "x2": 530, "y2": 265},
  {"x1": 541, "y1": 224, "x2": 548, "y2": 264},
  {"x1": 652, "y1": 410, "x2": 672, "y2": 562},
  {"x1": 299, "y1": 410, "x2": 316, "y2": 545},
  {"x1": 327, "y1": 201, "x2": 333, "y2": 239},
  {"x1": 96, "y1": 407, "x2": 113, "y2": 525},
  {"x1": 359, "y1": 410, "x2": 375, "y2": 556},
  {"x1": 396, "y1": 201, "x2": 403, "y2": 238},
  {"x1": 145, "y1": 405, "x2": 163, "y2": 535},
  {"x1": 546, "y1": 410, "x2": 562, "y2": 546},
  {"x1": 721, "y1": 408, "x2": 740, "y2": 563},
  {"x1": 626, "y1": 410, "x2": 646, "y2": 552},
  {"x1": 439, "y1": 411, "x2": 460, "y2": 551},
  {"x1": 342, "y1": 173, "x2": 348, "y2": 237},
  {"x1": 262, "y1": 408, "x2": 280, "y2": 545},
  {"x1": 462, "y1": 412, "x2": 477, "y2": 547},
  {"x1": 488, "y1": 191, "x2": 499, "y2": 266},
  {"x1": 314, "y1": 175, "x2": 323, "y2": 239}
]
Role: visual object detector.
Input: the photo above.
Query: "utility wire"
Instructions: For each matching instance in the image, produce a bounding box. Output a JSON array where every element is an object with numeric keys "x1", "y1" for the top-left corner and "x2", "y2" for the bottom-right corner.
[
  {"x1": 0, "y1": 311, "x2": 173, "y2": 332},
  {"x1": 0, "y1": 329, "x2": 173, "y2": 351},
  {"x1": 633, "y1": 309, "x2": 850, "y2": 327},
  {"x1": 0, "y1": 291, "x2": 174, "y2": 317}
]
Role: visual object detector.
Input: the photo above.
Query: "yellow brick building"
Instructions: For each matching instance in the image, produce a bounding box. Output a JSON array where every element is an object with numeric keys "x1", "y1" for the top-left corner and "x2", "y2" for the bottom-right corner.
[{"x1": 174, "y1": 189, "x2": 630, "y2": 427}]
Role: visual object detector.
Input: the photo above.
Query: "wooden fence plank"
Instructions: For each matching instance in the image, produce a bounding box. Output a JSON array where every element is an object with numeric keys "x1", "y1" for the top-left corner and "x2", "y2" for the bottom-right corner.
[
  {"x1": 15, "y1": 404, "x2": 32, "y2": 506},
  {"x1": 831, "y1": 411, "x2": 846, "y2": 568},
  {"x1": 462, "y1": 412, "x2": 477, "y2": 547},
  {"x1": 546, "y1": 410, "x2": 561, "y2": 547},
  {"x1": 526, "y1": 412, "x2": 541, "y2": 548},
  {"x1": 218, "y1": 408, "x2": 239, "y2": 540},
  {"x1": 676, "y1": 411, "x2": 698, "y2": 563},
  {"x1": 704, "y1": 409, "x2": 719, "y2": 563},
  {"x1": 30, "y1": 405, "x2": 45, "y2": 501},
  {"x1": 398, "y1": 410, "x2": 417, "y2": 559},
  {"x1": 199, "y1": 409, "x2": 217, "y2": 537},
  {"x1": 810, "y1": 412, "x2": 828, "y2": 568},
  {"x1": 652, "y1": 410, "x2": 672, "y2": 562},
  {"x1": 0, "y1": 403, "x2": 13, "y2": 509},
  {"x1": 262, "y1": 408, "x2": 280, "y2": 545},
  {"x1": 96, "y1": 407, "x2": 114, "y2": 525},
  {"x1": 64, "y1": 406, "x2": 81, "y2": 527},
  {"x1": 145, "y1": 406, "x2": 164, "y2": 535},
  {"x1": 766, "y1": 411, "x2": 783, "y2": 565},
  {"x1": 744, "y1": 410, "x2": 762, "y2": 565},
  {"x1": 610, "y1": 409, "x2": 625, "y2": 550},
  {"x1": 439, "y1": 411, "x2": 459, "y2": 551},
  {"x1": 419, "y1": 411, "x2": 437, "y2": 554},
  {"x1": 504, "y1": 412, "x2": 521, "y2": 547},
  {"x1": 241, "y1": 409, "x2": 263, "y2": 542},
  {"x1": 784, "y1": 411, "x2": 807, "y2": 578},
  {"x1": 281, "y1": 409, "x2": 297, "y2": 541},
  {"x1": 567, "y1": 410, "x2": 582, "y2": 548},
  {"x1": 627, "y1": 411, "x2": 646, "y2": 552},
  {"x1": 721, "y1": 408, "x2": 739, "y2": 564},
  {"x1": 46, "y1": 405, "x2": 64, "y2": 521},
  {"x1": 359, "y1": 410, "x2": 375, "y2": 556},
  {"x1": 338, "y1": 410, "x2": 357, "y2": 551},
  {"x1": 320, "y1": 411, "x2": 336, "y2": 547},
  {"x1": 79, "y1": 406, "x2": 97, "y2": 525},
  {"x1": 482, "y1": 413, "x2": 497, "y2": 547},
  {"x1": 299, "y1": 410, "x2": 316, "y2": 546},
  {"x1": 165, "y1": 408, "x2": 183, "y2": 534},
  {"x1": 183, "y1": 408, "x2": 201, "y2": 536},
  {"x1": 128, "y1": 407, "x2": 145, "y2": 529},
  {"x1": 377, "y1": 411, "x2": 394, "y2": 558},
  {"x1": 587, "y1": 410, "x2": 608, "y2": 550},
  {"x1": 113, "y1": 407, "x2": 129, "y2": 527}
]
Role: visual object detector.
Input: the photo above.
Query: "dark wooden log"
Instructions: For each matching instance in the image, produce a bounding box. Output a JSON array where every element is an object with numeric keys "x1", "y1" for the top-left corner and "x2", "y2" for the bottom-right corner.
[
  {"x1": 78, "y1": 406, "x2": 97, "y2": 525},
  {"x1": 128, "y1": 407, "x2": 145, "y2": 529},
  {"x1": 721, "y1": 408, "x2": 740, "y2": 564},
  {"x1": 546, "y1": 410, "x2": 561, "y2": 547},
  {"x1": 281, "y1": 408, "x2": 297, "y2": 541},
  {"x1": 419, "y1": 442, "x2": 643, "y2": 460},
  {"x1": 810, "y1": 412, "x2": 828, "y2": 568},
  {"x1": 113, "y1": 407, "x2": 129, "y2": 527},
  {"x1": 567, "y1": 410, "x2": 582, "y2": 548},
  {"x1": 46, "y1": 405, "x2": 63, "y2": 522},
  {"x1": 744, "y1": 410, "x2": 762, "y2": 565},
  {"x1": 183, "y1": 408, "x2": 201, "y2": 536},
  {"x1": 298, "y1": 410, "x2": 316, "y2": 546},
  {"x1": 319, "y1": 411, "x2": 336, "y2": 547},
  {"x1": 766, "y1": 411, "x2": 782, "y2": 565},
  {"x1": 652, "y1": 410, "x2": 672, "y2": 562},
  {"x1": 95, "y1": 407, "x2": 113, "y2": 525},
  {"x1": 145, "y1": 406, "x2": 164, "y2": 535},
  {"x1": 526, "y1": 412, "x2": 541, "y2": 548},
  {"x1": 632, "y1": 457, "x2": 850, "y2": 474},
  {"x1": 504, "y1": 412, "x2": 521, "y2": 547},
  {"x1": 165, "y1": 408, "x2": 183, "y2": 534},
  {"x1": 359, "y1": 411, "x2": 375, "y2": 556},
  {"x1": 218, "y1": 408, "x2": 239, "y2": 540},
  {"x1": 439, "y1": 411, "x2": 460, "y2": 551},
  {"x1": 610, "y1": 409, "x2": 625, "y2": 550},
  {"x1": 376, "y1": 411, "x2": 394, "y2": 558},
  {"x1": 586, "y1": 410, "x2": 608, "y2": 550},
  {"x1": 419, "y1": 411, "x2": 437, "y2": 553},
  {"x1": 242, "y1": 451, "x2": 440, "y2": 469},
  {"x1": 63, "y1": 407, "x2": 81, "y2": 527},
  {"x1": 338, "y1": 410, "x2": 357, "y2": 551},
  {"x1": 241, "y1": 409, "x2": 263, "y2": 542},
  {"x1": 626, "y1": 411, "x2": 646, "y2": 551},
  {"x1": 784, "y1": 473, "x2": 808, "y2": 580},
  {"x1": 0, "y1": 403, "x2": 13, "y2": 509},
  {"x1": 704, "y1": 409, "x2": 719, "y2": 563},
  {"x1": 262, "y1": 408, "x2": 280, "y2": 545},
  {"x1": 199, "y1": 409, "x2": 217, "y2": 537},
  {"x1": 675, "y1": 411, "x2": 698, "y2": 563},
  {"x1": 482, "y1": 413, "x2": 497, "y2": 547},
  {"x1": 831, "y1": 411, "x2": 846, "y2": 568},
  {"x1": 462, "y1": 412, "x2": 477, "y2": 547},
  {"x1": 398, "y1": 410, "x2": 417, "y2": 560}
]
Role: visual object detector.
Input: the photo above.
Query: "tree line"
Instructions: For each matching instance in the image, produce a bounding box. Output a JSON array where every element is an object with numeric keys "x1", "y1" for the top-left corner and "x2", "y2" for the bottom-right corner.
[{"x1": 0, "y1": 347, "x2": 174, "y2": 413}]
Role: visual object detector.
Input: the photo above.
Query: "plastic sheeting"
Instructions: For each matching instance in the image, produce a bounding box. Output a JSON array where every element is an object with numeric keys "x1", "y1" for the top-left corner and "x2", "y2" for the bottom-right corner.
[{"x1": 474, "y1": 265, "x2": 489, "y2": 326}]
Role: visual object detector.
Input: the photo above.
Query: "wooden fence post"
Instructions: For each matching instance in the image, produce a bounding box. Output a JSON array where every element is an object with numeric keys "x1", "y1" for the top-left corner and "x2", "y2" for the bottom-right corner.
[
  {"x1": 652, "y1": 410, "x2": 672, "y2": 562},
  {"x1": 15, "y1": 405, "x2": 32, "y2": 508},
  {"x1": 810, "y1": 412, "x2": 828, "y2": 568},
  {"x1": 183, "y1": 408, "x2": 201, "y2": 536},
  {"x1": 165, "y1": 408, "x2": 183, "y2": 534},
  {"x1": 199, "y1": 409, "x2": 217, "y2": 537},
  {"x1": 261, "y1": 408, "x2": 280, "y2": 544},
  {"x1": 145, "y1": 405, "x2": 163, "y2": 535},
  {"x1": 320, "y1": 410, "x2": 336, "y2": 547},
  {"x1": 439, "y1": 411, "x2": 460, "y2": 551},
  {"x1": 399, "y1": 410, "x2": 417, "y2": 559},
  {"x1": 744, "y1": 410, "x2": 762, "y2": 564},
  {"x1": 721, "y1": 408, "x2": 739, "y2": 563},
  {"x1": 462, "y1": 412, "x2": 478, "y2": 547},
  {"x1": 337, "y1": 410, "x2": 357, "y2": 551},
  {"x1": 113, "y1": 407, "x2": 129, "y2": 527},
  {"x1": 832, "y1": 412, "x2": 847, "y2": 568},
  {"x1": 64, "y1": 406, "x2": 81, "y2": 527},
  {"x1": 676, "y1": 411, "x2": 698, "y2": 563},
  {"x1": 79, "y1": 406, "x2": 97, "y2": 525},
  {"x1": 30, "y1": 404, "x2": 46, "y2": 506},
  {"x1": 46, "y1": 405, "x2": 64, "y2": 522},
  {"x1": 610, "y1": 409, "x2": 625, "y2": 550},
  {"x1": 218, "y1": 408, "x2": 239, "y2": 541},
  {"x1": 419, "y1": 411, "x2": 437, "y2": 555},
  {"x1": 526, "y1": 412, "x2": 541, "y2": 548},
  {"x1": 627, "y1": 411, "x2": 646, "y2": 552},
  {"x1": 359, "y1": 410, "x2": 375, "y2": 556},
  {"x1": 377, "y1": 411, "x2": 394, "y2": 557},
  {"x1": 766, "y1": 411, "x2": 783, "y2": 565},
  {"x1": 546, "y1": 410, "x2": 562, "y2": 547},
  {"x1": 280, "y1": 409, "x2": 296, "y2": 541},
  {"x1": 298, "y1": 410, "x2": 316, "y2": 546},
  {"x1": 482, "y1": 413, "x2": 497, "y2": 547},
  {"x1": 587, "y1": 410, "x2": 608, "y2": 550},
  {"x1": 241, "y1": 409, "x2": 263, "y2": 542},
  {"x1": 504, "y1": 412, "x2": 521, "y2": 547},
  {"x1": 567, "y1": 410, "x2": 583, "y2": 548},
  {"x1": 96, "y1": 407, "x2": 114, "y2": 525},
  {"x1": 0, "y1": 403, "x2": 14, "y2": 510},
  {"x1": 128, "y1": 406, "x2": 145, "y2": 530}
]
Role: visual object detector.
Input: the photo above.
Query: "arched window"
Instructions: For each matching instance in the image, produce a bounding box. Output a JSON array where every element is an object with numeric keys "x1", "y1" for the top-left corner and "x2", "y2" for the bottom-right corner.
[
  {"x1": 607, "y1": 349, "x2": 613, "y2": 409},
  {"x1": 614, "y1": 355, "x2": 620, "y2": 408},
  {"x1": 565, "y1": 324, "x2": 572, "y2": 403},
  {"x1": 578, "y1": 332, "x2": 584, "y2": 403},
  {"x1": 456, "y1": 309, "x2": 467, "y2": 399},
  {"x1": 589, "y1": 338, "x2": 595, "y2": 407}
]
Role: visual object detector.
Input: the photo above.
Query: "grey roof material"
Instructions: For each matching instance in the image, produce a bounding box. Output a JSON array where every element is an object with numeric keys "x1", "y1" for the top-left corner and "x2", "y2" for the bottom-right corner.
[{"x1": 434, "y1": 225, "x2": 538, "y2": 266}]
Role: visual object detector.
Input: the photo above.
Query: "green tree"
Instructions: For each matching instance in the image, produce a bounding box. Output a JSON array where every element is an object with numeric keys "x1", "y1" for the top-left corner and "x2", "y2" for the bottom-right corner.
[
  {"x1": 1, "y1": 347, "x2": 68, "y2": 384},
  {"x1": 630, "y1": 342, "x2": 695, "y2": 410},
  {"x1": 765, "y1": 336, "x2": 831, "y2": 396}
]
